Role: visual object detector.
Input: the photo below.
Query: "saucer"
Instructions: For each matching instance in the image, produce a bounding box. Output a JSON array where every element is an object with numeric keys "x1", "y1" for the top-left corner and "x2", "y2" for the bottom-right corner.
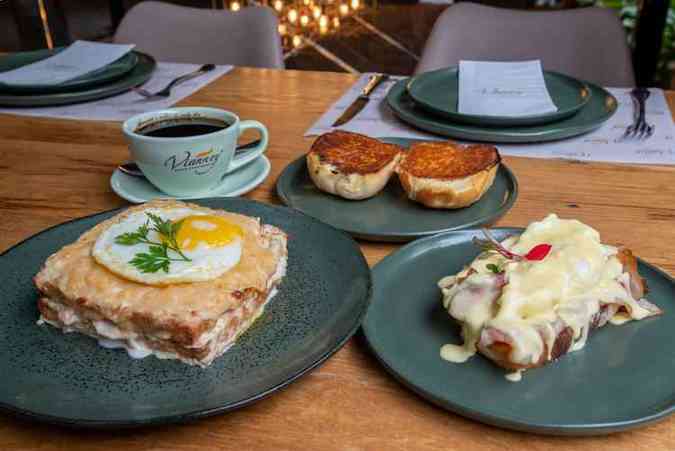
[{"x1": 111, "y1": 155, "x2": 271, "y2": 203}]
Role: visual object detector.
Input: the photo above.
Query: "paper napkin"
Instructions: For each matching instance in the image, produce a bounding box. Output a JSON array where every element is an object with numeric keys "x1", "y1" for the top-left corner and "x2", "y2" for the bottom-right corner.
[
  {"x1": 458, "y1": 60, "x2": 558, "y2": 117},
  {"x1": 0, "y1": 41, "x2": 135, "y2": 86}
]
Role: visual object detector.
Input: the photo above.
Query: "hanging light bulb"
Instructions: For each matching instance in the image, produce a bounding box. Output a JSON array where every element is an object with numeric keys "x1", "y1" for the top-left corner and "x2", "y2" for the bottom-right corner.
[
  {"x1": 319, "y1": 14, "x2": 328, "y2": 28},
  {"x1": 278, "y1": 23, "x2": 287, "y2": 35},
  {"x1": 300, "y1": 14, "x2": 310, "y2": 27},
  {"x1": 273, "y1": 0, "x2": 283, "y2": 11},
  {"x1": 292, "y1": 35, "x2": 302, "y2": 48},
  {"x1": 350, "y1": 0, "x2": 359, "y2": 9},
  {"x1": 302, "y1": 0, "x2": 310, "y2": 5},
  {"x1": 332, "y1": 16, "x2": 340, "y2": 28},
  {"x1": 339, "y1": 3, "x2": 349, "y2": 15},
  {"x1": 312, "y1": 6, "x2": 322, "y2": 19},
  {"x1": 288, "y1": 8, "x2": 298, "y2": 23},
  {"x1": 230, "y1": 1, "x2": 241, "y2": 10},
  {"x1": 319, "y1": 25, "x2": 328, "y2": 35}
]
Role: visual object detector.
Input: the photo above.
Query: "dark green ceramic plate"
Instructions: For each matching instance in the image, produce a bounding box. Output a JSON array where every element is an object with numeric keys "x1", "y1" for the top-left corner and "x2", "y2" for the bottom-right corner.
[
  {"x1": 407, "y1": 68, "x2": 592, "y2": 126},
  {"x1": 0, "y1": 52, "x2": 155, "y2": 107},
  {"x1": 387, "y1": 78, "x2": 617, "y2": 143},
  {"x1": 0, "y1": 198, "x2": 371, "y2": 428},
  {"x1": 275, "y1": 138, "x2": 518, "y2": 242},
  {"x1": 0, "y1": 48, "x2": 139, "y2": 93},
  {"x1": 363, "y1": 228, "x2": 675, "y2": 435}
]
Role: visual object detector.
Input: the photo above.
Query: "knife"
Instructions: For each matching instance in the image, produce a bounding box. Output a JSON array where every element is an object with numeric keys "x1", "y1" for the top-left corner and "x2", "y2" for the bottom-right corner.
[{"x1": 332, "y1": 73, "x2": 389, "y2": 127}]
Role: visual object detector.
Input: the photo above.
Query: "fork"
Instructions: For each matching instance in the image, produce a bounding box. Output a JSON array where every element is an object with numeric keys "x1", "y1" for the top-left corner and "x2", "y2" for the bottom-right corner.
[
  {"x1": 621, "y1": 88, "x2": 655, "y2": 140},
  {"x1": 133, "y1": 64, "x2": 216, "y2": 99}
]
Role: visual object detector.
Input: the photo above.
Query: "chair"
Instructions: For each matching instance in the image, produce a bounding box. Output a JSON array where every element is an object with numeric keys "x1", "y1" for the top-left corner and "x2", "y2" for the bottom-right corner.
[
  {"x1": 416, "y1": 3, "x2": 635, "y2": 87},
  {"x1": 114, "y1": 1, "x2": 284, "y2": 69}
]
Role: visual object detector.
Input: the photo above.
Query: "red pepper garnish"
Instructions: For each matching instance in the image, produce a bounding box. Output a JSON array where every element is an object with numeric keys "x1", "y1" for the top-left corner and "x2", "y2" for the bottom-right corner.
[
  {"x1": 524, "y1": 244, "x2": 552, "y2": 261},
  {"x1": 474, "y1": 229, "x2": 551, "y2": 262}
]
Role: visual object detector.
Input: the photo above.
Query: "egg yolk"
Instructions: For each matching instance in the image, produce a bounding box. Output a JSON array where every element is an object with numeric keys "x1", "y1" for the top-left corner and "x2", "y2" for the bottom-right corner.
[{"x1": 174, "y1": 215, "x2": 243, "y2": 250}]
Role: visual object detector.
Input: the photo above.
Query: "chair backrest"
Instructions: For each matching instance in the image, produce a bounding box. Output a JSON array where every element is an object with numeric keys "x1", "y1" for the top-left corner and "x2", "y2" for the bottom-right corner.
[
  {"x1": 416, "y1": 3, "x2": 635, "y2": 87},
  {"x1": 114, "y1": 1, "x2": 284, "y2": 69}
]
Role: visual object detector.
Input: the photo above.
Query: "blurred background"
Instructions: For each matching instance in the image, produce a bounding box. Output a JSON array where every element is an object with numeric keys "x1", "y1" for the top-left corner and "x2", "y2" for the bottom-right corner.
[{"x1": 1, "y1": 0, "x2": 672, "y2": 87}]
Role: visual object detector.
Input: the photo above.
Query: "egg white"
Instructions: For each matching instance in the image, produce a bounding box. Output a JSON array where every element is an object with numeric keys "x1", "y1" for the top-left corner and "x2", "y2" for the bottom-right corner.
[{"x1": 92, "y1": 207, "x2": 242, "y2": 285}]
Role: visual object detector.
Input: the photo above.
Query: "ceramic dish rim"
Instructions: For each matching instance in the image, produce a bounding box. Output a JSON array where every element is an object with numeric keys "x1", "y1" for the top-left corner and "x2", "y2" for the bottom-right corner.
[
  {"x1": 0, "y1": 198, "x2": 372, "y2": 428},
  {"x1": 362, "y1": 227, "x2": 675, "y2": 435}
]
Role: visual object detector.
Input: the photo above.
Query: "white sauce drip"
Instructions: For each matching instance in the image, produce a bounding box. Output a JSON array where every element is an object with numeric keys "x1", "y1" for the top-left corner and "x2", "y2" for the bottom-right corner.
[
  {"x1": 505, "y1": 371, "x2": 522, "y2": 382},
  {"x1": 438, "y1": 214, "x2": 654, "y2": 381}
]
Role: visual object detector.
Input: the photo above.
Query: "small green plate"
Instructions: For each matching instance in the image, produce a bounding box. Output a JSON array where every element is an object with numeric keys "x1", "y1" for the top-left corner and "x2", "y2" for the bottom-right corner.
[
  {"x1": 407, "y1": 67, "x2": 592, "y2": 126},
  {"x1": 363, "y1": 228, "x2": 675, "y2": 435},
  {"x1": 0, "y1": 52, "x2": 155, "y2": 107},
  {"x1": 0, "y1": 198, "x2": 371, "y2": 427},
  {"x1": 275, "y1": 138, "x2": 518, "y2": 242},
  {"x1": 388, "y1": 78, "x2": 617, "y2": 143},
  {"x1": 0, "y1": 48, "x2": 139, "y2": 93}
]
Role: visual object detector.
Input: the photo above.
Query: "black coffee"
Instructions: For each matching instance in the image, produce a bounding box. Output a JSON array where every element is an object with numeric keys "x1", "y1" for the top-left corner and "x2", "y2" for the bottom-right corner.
[{"x1": 136, "y1": 118, "x2": 230, "y2": 138}]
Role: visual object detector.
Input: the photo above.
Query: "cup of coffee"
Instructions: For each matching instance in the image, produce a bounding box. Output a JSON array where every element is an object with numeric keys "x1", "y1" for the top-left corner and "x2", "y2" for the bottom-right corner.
[{"x1": 122, "y1": 107, "x2": 268, "y2": 196}]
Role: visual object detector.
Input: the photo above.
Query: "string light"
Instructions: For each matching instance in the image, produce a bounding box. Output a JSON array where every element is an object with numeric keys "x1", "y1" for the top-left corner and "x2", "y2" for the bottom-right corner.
[
  {"x1": 288, "y1": 8, "x2": 298, "y2": 23},
  {"x1": 313, "y1": 6, "x2": 322, "y2": 19},
  {"x1": 230, "y1": 1, "x2": 240, "y2": 10},
  {"x1": 271, "y1": 0, "x2": 368, "y2": 50}
]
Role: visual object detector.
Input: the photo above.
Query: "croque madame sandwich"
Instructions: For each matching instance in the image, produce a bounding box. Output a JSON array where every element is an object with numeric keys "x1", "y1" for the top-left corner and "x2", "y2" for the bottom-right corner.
[
  {"x1": 34, "y1": 200, "x2": 287, "y2": 367},
  {"x1": 438, "y1": 214, "x2": 661, "y2": 381},
  {"x1": 307, "y1": 130, "x2": 402, "y2": 200}
]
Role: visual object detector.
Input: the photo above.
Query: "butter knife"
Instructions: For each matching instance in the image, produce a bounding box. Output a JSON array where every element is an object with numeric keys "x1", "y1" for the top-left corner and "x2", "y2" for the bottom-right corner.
[{"x1": 332, "y1": 74, "x2": 389, "y2": 127}]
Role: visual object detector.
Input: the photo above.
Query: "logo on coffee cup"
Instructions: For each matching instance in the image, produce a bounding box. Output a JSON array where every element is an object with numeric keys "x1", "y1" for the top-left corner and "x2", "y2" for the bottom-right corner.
[{"x1": 164, "y1": 148, "x2": 223, "y2": 175}]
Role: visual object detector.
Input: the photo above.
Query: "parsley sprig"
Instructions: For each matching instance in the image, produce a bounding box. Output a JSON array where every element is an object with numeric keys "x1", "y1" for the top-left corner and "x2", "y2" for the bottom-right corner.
[
  {"x1": 486, "y1": 263, "x2": 504, "y2": 274},
  {"x1": 114, "y1": 213, "x2": 191, "y2": 273}
]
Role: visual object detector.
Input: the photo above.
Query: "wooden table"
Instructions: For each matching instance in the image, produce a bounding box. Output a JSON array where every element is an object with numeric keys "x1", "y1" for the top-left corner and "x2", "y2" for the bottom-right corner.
[{"x1": 0, "y1": 68, "x2": 674, "y2": 450}]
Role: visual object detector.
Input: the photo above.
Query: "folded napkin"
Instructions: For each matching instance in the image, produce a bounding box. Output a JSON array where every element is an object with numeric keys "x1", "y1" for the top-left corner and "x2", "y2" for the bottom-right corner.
[
  {"x1": 458, "y1": 60, "x2": 558, "y2": 117},
  {"x1": 0, "y1": 41, "x2": 135, "y2": 86}
]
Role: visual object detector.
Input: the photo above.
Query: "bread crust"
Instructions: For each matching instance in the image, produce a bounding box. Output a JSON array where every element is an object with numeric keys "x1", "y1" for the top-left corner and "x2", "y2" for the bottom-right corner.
[
  {"x1": 309, "y1": 130, "x2": 402, "y2": 174},
  {"x1": 307, "y1": 131, "x2": 402, "y2": 200},
  {"x1": 33, "y1": 200, "x2": 288, "y2": 365},
  {"x1": 396, "y1": 142, "x2": 500, "y2": 209}
]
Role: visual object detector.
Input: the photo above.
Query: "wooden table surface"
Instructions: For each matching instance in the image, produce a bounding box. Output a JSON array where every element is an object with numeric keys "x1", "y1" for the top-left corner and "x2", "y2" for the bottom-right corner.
[{"x1": 0, "y1": 68, "x2": 674, "y2": 450}]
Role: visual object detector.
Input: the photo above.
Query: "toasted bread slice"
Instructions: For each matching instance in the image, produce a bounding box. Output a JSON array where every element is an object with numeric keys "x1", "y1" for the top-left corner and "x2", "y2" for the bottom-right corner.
[
  {"x1": 307, "y1": 131, "x2": 402, "y2": 200},
  {"x1": 396, "y1": 141, "x2": 500, "y2": 209}
]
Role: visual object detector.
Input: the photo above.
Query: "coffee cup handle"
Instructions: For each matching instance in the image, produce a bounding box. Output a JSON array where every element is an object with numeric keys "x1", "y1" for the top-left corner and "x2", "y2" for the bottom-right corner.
[{"x1": 227, "y1": 120, "x2": 269, "y2": 173}]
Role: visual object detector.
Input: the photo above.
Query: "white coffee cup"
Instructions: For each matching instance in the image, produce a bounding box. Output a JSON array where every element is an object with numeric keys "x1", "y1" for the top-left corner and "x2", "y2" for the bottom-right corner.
[{"x1": 122, "y1": 107, "x2": 268, "y2": 196}]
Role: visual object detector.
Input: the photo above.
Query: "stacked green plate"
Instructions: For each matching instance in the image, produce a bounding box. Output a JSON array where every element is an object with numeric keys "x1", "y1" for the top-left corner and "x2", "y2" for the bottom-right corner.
[
  {"x1": 0, "y1": 48, "x2": 156, "y2": 107},
  {"x1": 388, "y1": 67, "x2": 617, "y2": 143}
]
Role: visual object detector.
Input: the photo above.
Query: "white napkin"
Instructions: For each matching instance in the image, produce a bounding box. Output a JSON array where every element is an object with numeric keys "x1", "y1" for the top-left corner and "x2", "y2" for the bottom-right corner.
[
  {"x1": 458, "y1": 60, "x2": 558, "y2": 117},
  {"x1": 0, "y1": 41, "x2": 135, "y2": 86}
]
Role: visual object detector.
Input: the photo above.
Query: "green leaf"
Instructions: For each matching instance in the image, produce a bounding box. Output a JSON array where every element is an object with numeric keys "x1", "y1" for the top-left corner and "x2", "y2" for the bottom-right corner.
[
  {"x1": 115, "y1": 213, "x2": 191, "y2": 274},
  {"x1": 486, "y1": 263, "x2": 503, "y2": 274},
  {"x1": 114, "y1": 232, "x2": 143, "y2": 245},
  {"x1": 147, "y1": 212, "x2": 174, "y2": 239},
  {"x1": 114, "y1": 220, "x2": 150, "y2": 246}
]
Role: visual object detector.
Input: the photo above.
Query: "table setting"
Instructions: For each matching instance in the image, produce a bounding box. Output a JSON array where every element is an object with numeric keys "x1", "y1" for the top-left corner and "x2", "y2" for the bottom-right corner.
[{"x1": 0, "y1": 39, "x2": 674, "y2": 451}]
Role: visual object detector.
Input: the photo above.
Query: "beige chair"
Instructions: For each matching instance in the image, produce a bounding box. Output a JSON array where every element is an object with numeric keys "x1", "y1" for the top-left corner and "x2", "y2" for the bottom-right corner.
[
  {"x1": 114, "y1": 1, "x2": 284, "y2": 69},
  {"x1": 416, "y1": 3, "x2": 635, "y2": 87}
]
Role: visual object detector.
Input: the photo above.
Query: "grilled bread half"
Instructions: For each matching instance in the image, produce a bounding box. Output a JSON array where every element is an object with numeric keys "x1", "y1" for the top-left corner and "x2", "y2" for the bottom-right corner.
[
  {"x1": 396, "y1": 141, "x2": 500, "y2": 209},
  {"x1": 307, "y1": 131, "x2": 403, "y2": 200}
]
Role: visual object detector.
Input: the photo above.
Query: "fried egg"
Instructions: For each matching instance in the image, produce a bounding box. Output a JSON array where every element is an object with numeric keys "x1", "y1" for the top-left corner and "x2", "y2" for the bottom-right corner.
[{"x1": 92, "y1": 207, "x2": 243, "y2": 285}]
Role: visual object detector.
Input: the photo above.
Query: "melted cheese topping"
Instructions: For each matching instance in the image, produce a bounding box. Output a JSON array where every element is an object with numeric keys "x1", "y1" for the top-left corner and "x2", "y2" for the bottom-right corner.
[{"x1": 439, "y1": 214, "x2": 653, "y2": 373}]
